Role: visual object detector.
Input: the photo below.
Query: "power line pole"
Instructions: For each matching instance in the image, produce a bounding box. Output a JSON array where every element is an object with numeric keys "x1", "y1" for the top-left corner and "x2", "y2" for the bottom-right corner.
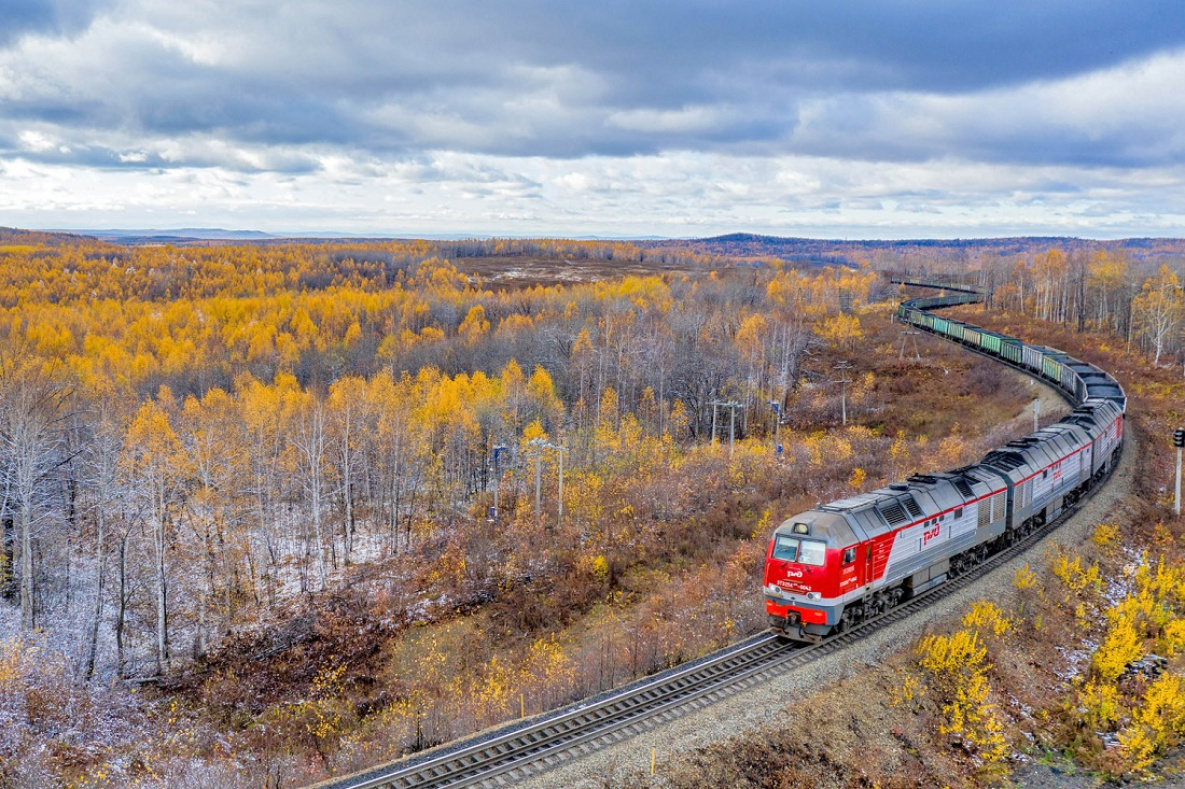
[
  {"x1": 899, "y1": 331, "x2": 921, "y2": 360},
  {"x1": 490, "y1": 444, "x2": 508, "y2": 521},
  {"x1": 525, "y1": 438, "x2": 567, "y2": 524},
  {"x1": 831, "y1": 362, "x2": 853, "y2": 426},
  {"x1": 710, "y1": 400, "x2": 744, "y2": 457},
  {"x1": 548, "y1": 442, "x2": 566, "y2": 523},
  {"x1": 768, "y1": 400, "x2": 782, "y2": 456}
]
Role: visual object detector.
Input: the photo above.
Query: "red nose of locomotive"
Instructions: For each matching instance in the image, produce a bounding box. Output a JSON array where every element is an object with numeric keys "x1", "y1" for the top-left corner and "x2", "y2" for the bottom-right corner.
[{"x1": 763, "y1": 520, "x2": 843, "y2": 637}]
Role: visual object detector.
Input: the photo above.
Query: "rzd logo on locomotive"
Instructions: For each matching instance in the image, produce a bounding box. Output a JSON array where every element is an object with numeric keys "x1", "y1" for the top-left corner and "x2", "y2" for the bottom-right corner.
[{"x1": 923, "y1": 524, "x2": 941, "y2": 546}]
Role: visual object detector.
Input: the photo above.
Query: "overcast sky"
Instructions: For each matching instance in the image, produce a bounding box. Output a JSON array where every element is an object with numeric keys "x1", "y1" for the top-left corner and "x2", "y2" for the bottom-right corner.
[{"x1": 3, "y1": 1, "x2": 1185, "y2": 238}]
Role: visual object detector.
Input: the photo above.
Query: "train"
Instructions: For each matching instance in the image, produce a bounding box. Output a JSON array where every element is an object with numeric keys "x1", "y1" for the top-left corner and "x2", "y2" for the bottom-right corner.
[{"x1": 763, "y1": 282, "x2": 1126, "y2": 642}]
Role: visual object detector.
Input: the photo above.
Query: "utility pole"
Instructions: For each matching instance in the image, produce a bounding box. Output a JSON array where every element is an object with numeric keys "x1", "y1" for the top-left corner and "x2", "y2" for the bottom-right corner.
[
  {"x1": 558, "y1": 446, "x2": 565, "y2": 522},
  {"x1": 525, "y1": 438, "x2": 566, "y2": 524},
  {"x1": 1033, "y1": 399, "x2": 1041, "y2": 432},
  {"x1": 710, "y1": 400, "x2": 744, "y2": 457},
  {"x1": 534, "y1": 445, "x2": 543, "y2": 518},
  {"x1": 831, "y1": 362, "x2": 853, "y2": 426},
  {"x1": 768, "y1": 400, "x2": 782, "y2": 456},
  {"x1": 899, "y1": 331, "x2": 921, "y2": 360},
  {"x1": 490, "y1": 444, "x2": 508, "y2": 521},
  {"x1": 1174, "y1": 428, "x2": 1184, "y2": 517}
]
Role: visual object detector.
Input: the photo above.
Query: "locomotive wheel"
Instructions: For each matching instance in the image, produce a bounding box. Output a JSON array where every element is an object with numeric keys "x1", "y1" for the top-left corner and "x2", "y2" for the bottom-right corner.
[{"x1": 838, "y1": 608, "x2": 854, "y2": 632}]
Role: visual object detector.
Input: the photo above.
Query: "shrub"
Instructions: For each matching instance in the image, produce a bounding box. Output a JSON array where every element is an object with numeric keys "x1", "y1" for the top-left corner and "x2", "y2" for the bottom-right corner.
[{"x1": 916, "y1": 625, "x2": 1008, "y2": 766}]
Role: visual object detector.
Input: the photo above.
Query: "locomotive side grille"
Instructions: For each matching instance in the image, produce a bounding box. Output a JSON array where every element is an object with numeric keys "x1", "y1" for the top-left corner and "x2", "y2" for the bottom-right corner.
[
  {"x1": 991, "y1": 492, "x2": 1005, "y2": 520},
  {"x1": 879, "y1": 502, "x2": 908, "y2": 525},
  {"x1": 902, "y1": 497, "x2": 923, "y2": 518},
  {"x1": 977, "y1": 500, "x2": 990, "y2": 527}
]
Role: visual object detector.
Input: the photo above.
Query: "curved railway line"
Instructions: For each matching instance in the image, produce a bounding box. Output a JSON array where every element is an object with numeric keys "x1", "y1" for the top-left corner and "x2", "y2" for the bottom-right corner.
[{"x1": 315, "y1": 281, "x2": 1125, "y2": 789}]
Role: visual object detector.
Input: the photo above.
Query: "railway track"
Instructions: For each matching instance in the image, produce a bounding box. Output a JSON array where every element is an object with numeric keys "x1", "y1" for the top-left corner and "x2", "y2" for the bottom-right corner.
[{"x1": 316, "y1": 447, "x2": 1118, "y2": 789}]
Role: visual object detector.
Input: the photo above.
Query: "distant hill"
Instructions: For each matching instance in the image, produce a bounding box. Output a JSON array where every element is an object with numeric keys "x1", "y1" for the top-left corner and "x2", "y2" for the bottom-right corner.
[
  {"x1": 69, "y1": 228, "x2": 278, "y2": 243},
  {"x1": 647, "y1": 233, "x2": 1185, "y2": 268},
  {"x1": 0, "y1": 227, "x2": 95, "y2": 246}
]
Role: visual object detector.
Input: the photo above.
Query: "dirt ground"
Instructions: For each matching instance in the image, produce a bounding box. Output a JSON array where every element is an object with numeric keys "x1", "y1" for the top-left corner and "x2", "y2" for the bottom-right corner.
[{"x1": 454, "y1": 254, "x2": 706, "y2": 288}]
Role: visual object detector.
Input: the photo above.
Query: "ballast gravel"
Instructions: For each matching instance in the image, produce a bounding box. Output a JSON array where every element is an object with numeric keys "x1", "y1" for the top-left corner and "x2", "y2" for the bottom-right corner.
[{"x1": 516, "y1": 403, "x2": 1140, "y2": 789}]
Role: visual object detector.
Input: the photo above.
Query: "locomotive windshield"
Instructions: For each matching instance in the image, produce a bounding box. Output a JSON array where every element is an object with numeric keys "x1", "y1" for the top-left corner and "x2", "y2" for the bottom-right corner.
[{"x1": 772, "y1": 534, "x2": 827, "y2": 566}]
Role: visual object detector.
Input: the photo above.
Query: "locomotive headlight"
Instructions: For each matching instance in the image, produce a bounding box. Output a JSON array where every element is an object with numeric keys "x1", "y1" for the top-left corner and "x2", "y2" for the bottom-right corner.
[{"x1": 806, "y1": 591, "x2": 822, "y2": 601}]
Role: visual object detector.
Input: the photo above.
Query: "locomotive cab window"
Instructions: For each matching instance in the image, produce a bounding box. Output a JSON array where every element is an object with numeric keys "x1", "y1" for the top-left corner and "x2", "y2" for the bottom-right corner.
[
  {"x1": 955, "y1": 507, "x2": 963, "y2": 519},
  {"x1": 773, "y1": 535, "x2": 827, "y2": 566},
  {"x1": 798, "y1": 539, "x2": 827, "y2": 566},
  {"x1": 842, "y1": 547, "x2": 856, "y2": 565},
  {"x1": 772, "y1": 534, "x2": 800, "y2": 562}
]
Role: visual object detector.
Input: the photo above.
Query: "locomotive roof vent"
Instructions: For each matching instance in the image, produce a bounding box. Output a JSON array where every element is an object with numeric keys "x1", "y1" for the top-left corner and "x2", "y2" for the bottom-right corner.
[
  {"x1": 888, "y1": 482, "x2": 909, "y2": 491},
  {"x1": 908, "y1": 474, "x2": 938, "y2": 485},
  {"x1": 983, "y1": 451, "x2": 1025, "y2": 471}
]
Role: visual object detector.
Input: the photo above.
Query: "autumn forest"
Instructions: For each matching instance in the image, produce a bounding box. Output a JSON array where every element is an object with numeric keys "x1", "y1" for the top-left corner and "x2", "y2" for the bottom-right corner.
[{"x1": 1, "y1": 229, "x2": 1184, "y2": 787}]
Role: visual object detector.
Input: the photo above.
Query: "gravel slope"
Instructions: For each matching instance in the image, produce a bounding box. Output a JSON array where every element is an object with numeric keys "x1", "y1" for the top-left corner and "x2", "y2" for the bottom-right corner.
[{"x1": 518, "y1": 398, "x2": 1139, "y2": 789}]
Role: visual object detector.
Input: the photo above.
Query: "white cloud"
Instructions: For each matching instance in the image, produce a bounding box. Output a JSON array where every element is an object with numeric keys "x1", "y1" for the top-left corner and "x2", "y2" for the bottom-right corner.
[
  {"x1": 4, "y1": 149, "x2": 1185, "y2": 238},
  {"x1": 19, "y1": 130, "x2": 57, "y2": 152}
]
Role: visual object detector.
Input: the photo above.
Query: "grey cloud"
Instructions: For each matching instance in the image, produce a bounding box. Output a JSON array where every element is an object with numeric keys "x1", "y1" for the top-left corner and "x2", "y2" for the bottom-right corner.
[
  {"x1": 0, "y1": 0, "x2": 112, "y2": 45},
  {"x1": 4, "y1": 0, "x2": 1185, "y2": 170}
]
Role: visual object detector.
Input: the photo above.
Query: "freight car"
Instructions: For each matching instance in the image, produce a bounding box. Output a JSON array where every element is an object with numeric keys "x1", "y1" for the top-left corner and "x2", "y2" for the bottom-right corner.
[{"x1": 764, "y1": 283, "x2": 1125, "y2": 642}]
